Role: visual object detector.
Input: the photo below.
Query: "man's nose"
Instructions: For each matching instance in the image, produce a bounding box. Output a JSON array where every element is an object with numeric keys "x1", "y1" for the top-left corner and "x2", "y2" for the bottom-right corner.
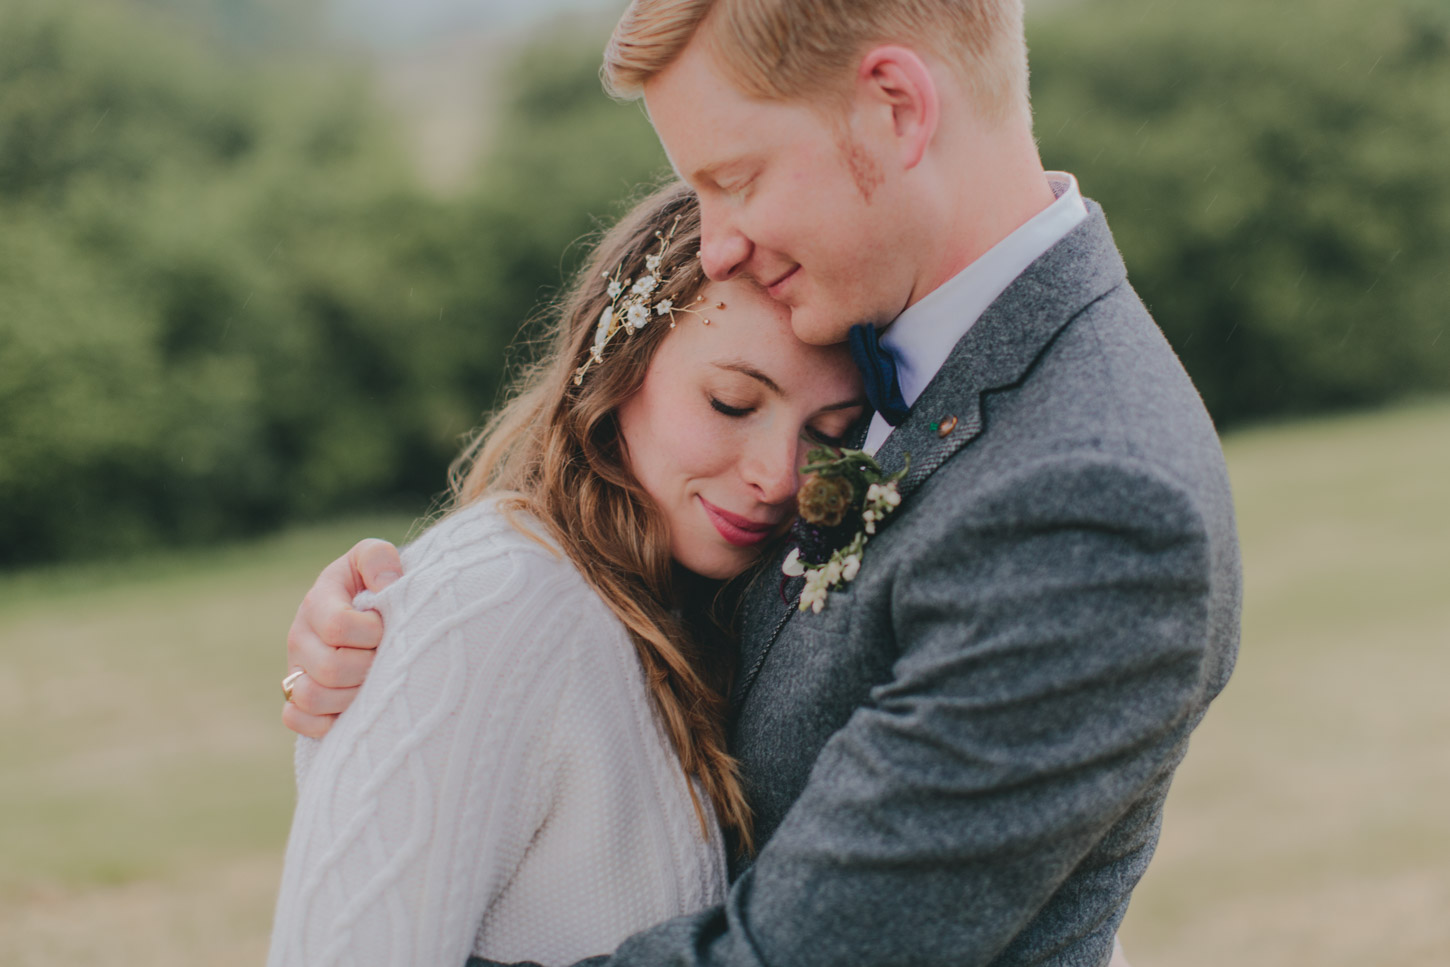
[{"x1": 697, "y1": 203, "x2": 752, "y2": 282}]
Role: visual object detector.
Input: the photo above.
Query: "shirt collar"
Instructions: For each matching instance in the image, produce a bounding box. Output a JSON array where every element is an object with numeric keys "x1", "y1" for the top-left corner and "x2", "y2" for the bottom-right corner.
[{"x1": 863, "y1": 172, "x2": 1088, "y2": 452}]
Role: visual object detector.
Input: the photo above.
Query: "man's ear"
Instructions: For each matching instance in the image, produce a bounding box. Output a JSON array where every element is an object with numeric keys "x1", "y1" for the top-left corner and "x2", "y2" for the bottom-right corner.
[{"x1": 855, "y1": 45, "x2": 940, "y2": 171}]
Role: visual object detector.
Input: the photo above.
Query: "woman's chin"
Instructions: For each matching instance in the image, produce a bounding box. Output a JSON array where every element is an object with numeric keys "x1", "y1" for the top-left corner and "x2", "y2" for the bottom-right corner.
[
  {"x1": 673, "y1": 544, "x2": 757, "y2": 582},
  {"x1": 676, "y1": 559, "x2": 747, "y2": 582}
]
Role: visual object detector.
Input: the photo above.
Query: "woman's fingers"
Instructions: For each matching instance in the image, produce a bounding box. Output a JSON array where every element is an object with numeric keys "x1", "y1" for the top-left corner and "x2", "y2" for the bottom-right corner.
[
  {"x1": 301, "y1": 540, "x2": 397, "y2": 651},
  {"x1": 286, "y1": 542, "x2": 391, "y2": 675},
  {"x1": 286, "y1": 669, "x2": 361, "y2": 717},
  {"x1": 281, "y1": 698, "x2": 337, "y2": 739},
  {"x1": 302, "y1": 592, "x2": 383, "y2": 651},
  {"x1": 281, "y1": 661, "x2": 370, "y2": 738},
  {"x1": 280, "y1": 539, "x2": 400, "y2": 738},
  {"x1": 349, "y1": 538, "x2": 403, "y2": 594},
  {"x1": 287, "y1": 625, "x2": 376, "y2": 689}
]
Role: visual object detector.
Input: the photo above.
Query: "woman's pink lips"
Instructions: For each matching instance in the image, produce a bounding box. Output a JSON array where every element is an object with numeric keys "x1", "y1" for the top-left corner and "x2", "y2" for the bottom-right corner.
[{"x1": 699, "y1": 497, "x2": 781, "y2": 547}]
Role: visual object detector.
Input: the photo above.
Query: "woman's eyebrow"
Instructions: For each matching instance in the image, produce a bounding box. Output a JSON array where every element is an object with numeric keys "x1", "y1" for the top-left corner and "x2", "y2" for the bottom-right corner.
[{"x1": 713, "y1": 361, "x2": 782, "y2": 395}]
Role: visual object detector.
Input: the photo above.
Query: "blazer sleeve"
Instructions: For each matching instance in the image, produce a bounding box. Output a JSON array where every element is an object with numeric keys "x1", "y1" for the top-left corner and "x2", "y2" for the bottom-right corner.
[
  {"x1": 524, "y1": 452, "x2": 1219, "y2": 967},
  {"x1": 267, "y1": 540, "x2": 580, "y2": 967}
]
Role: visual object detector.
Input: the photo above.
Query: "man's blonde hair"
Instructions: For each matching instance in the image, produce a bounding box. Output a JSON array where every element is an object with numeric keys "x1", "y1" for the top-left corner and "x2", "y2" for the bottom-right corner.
[{"x1": 605, "y1": 0, "x2": 1030, "y2": 124}]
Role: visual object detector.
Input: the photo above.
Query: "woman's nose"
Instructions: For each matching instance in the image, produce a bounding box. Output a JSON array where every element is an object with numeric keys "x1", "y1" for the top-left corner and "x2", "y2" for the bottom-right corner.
[{"x1": 741, "y1": 430, "x2": 801, "y2": 507}]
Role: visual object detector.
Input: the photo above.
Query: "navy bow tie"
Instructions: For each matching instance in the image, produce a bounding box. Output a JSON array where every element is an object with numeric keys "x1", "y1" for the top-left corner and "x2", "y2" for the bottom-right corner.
[{"x1": 847, "y1": 323, "x2": 910, "y2": 427}]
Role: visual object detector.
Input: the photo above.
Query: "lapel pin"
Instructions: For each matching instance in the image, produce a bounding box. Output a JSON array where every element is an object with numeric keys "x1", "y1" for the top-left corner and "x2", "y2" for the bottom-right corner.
[{"x1": 934, "y1": 416, "x2": 958, "y2": 438}]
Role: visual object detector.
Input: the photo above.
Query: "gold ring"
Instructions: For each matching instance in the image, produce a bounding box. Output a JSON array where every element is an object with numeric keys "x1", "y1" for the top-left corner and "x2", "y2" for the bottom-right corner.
[{"x1": 281, "y1": 669, "x2": 306, "y2": 703}]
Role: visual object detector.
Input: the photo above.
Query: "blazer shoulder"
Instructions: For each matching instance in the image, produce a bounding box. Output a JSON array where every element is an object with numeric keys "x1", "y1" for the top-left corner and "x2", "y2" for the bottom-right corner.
[{"x1": 991, "y1": 280, "x2": 1231, "y2": 501}]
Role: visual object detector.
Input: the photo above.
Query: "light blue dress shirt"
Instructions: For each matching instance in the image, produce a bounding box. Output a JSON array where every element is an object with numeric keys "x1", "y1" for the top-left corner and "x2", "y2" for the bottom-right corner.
[{"x1": 863, "y1": 172, "x2": 1089, "y2": 453}]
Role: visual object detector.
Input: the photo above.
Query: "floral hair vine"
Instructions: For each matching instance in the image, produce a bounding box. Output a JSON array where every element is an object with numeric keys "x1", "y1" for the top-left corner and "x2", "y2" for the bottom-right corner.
[{"x1": 573, "y1": 217, "x2": 724, "y2": 386}]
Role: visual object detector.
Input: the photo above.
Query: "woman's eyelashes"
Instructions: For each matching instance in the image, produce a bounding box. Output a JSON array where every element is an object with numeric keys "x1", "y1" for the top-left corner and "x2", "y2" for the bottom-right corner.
[
  {"x1": 709, "y1": 396, "x2": 752, "y2": 418},
  {"x1": 805, "y1": 425, "x2": 851, "y2": 447},
  {"x1": 708, "y1": 394, "x2": 854, "y2": 445}
]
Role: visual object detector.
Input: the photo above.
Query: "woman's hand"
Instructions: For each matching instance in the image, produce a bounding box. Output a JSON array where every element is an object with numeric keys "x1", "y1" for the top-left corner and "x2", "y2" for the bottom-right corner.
[{"x1": 281, "y1": 538, "x2": 401, "y2": 738}]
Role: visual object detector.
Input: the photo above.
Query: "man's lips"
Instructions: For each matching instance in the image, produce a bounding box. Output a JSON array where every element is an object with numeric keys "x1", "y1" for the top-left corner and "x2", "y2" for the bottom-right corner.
[
  {"x1": 764, "y1": 265, "x2": 799, "y2": 298},
  {"x1": 699, "y1": 497, "x2": 783, "y2": 547}
]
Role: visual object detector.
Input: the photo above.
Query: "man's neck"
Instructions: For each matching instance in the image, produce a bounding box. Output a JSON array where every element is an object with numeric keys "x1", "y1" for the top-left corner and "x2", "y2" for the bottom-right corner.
[{"x1": 907, "y1": 131, "x2": 1055, "y2": 310}]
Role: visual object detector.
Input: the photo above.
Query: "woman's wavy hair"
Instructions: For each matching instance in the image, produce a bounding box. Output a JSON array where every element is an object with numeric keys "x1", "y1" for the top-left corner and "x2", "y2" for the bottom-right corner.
[{"x1": 446, "y1": 180, "x2": 753, "y2": 851}]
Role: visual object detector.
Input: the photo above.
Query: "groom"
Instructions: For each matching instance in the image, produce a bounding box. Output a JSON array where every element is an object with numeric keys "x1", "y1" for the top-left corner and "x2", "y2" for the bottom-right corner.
[{"x1": 284, "y1": 1, "x2": 1240, "y2": 963}]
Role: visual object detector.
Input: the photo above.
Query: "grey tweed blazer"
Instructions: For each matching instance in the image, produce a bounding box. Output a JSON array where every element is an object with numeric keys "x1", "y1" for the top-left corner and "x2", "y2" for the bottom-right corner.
[{"x1": 481, "y1": 201, "x2": 1242, "y2": 967}]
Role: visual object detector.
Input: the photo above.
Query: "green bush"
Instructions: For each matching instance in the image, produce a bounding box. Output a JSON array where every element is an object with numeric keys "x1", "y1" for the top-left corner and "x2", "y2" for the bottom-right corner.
[
  {"x1": 0, "y1": 0, "x2": 475, "y2": 562},
  {"x1": 0, "y1": 3, "x2": 666, "y2": 566},
  {"x1": 1030, "y1": 0, "x2": 1450, "y2": 424},
  {"x1": 5, "y1": 0, "x2": 1442, "y2": 566},
  {"x1": 468, "y1": 27, "x2": 668, "y2": 356}
]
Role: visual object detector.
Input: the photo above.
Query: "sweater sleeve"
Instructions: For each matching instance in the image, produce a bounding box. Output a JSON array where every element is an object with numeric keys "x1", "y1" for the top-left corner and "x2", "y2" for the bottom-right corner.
[{"x1": 267, "y1": 517, "x2": 589, "y2": 967}]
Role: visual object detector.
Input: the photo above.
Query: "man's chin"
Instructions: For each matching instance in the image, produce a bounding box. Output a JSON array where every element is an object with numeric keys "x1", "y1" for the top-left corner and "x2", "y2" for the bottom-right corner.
[{"x1": 787, "y1": 305, "x2": 855, "y2": 347}]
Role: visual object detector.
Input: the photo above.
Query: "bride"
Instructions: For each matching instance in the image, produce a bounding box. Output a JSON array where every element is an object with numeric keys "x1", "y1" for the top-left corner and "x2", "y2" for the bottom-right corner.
[{"x1": 266, "y1": 182, "x2": 865, "y2": 967}]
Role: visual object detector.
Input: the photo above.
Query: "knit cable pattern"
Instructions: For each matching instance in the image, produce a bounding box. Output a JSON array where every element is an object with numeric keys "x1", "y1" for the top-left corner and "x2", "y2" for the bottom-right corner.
[{"x1": 268, "y1": 501, "x2": 727, "y2": 967}]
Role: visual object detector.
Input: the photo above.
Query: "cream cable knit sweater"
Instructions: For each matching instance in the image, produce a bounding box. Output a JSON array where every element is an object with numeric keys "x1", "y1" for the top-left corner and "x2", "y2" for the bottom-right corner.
[{"x1": 267, "y1": 500, "x2": 727, "y2": 967}]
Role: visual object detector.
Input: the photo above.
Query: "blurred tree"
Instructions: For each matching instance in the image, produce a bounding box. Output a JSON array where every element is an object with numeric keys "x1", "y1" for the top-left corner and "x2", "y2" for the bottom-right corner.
[
  {"x1": 1030, "y1": 0, "x2": 1450, "y2": 424},
  {"x1": 0, "y1": 4, "x2": 666, "y2": 565},
  {"x1": 6, "y1": 0, "x2": 1442, "y2": 565},
  {"x1": 0, "y1": 0, "x2": 473, "y2": 561},
  {"x1": 134, "y1": 0, "x2": 326, "y2": 50},
  {"x1": 469, "y1": 23, "x2": 668, "y2": 359}
]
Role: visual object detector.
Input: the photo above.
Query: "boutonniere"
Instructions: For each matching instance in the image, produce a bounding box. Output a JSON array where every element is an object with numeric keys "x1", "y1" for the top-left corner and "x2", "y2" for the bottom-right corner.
[{"x1": 782, "y1": 446, "x2": 908, "y2": 613}]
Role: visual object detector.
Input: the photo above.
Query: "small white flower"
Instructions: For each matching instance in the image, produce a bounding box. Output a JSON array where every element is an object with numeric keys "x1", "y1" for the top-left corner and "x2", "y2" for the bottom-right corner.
[
  {"x1": 884, "y1": 487, "x2": 901, "y2": 507},
  {"x1": 655, "y1": 299, "x2": 674, "y2": 316},
  {"x1": 607, "y1": 280, "x2": 624, "y2": 300},
  {"x1": 798, "y1": 577, "x2": 829, "y2": 613},
  {"x1": 867, "y1": 483, "x2": 884, "y2": 502},
  {"x1": 626, "y1": 303, "x2": 651, "y2": 329},
  {"x1": 841, "y1": 555, "x2": 861, "y2": 582},
  {"x1": 631, "y1": 275, "x2": 658, "y2": 297},
  {"x1": 823, "y1": 560, "x2": 844, "y2": 586},
  {"x1": 646, "y1": 253, "x2": 663, "y2": 272},
  {"x1": 594, "y1": 306, "x2": 613, "y2": 351},
  {"x1": 864, "y1": 520, "x2": 876, "y2": 535},
  {"x1": 782, "y1": 547, "x2": 805, "y2": 577}
]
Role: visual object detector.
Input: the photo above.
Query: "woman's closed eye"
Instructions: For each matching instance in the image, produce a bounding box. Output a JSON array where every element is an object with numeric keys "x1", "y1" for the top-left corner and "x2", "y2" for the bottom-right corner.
[
  {"x1": 709, "y1": 397, "x2": 753, "y2": 418},
  {"x1": 805, "y1": 424, "x2": 851, "y2": 447}
]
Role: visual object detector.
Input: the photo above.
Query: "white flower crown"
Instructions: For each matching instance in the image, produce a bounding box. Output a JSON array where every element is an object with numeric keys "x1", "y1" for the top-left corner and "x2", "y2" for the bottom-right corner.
[{"x1": 572, "y1": 218, "x2": 723, "y2": 386}]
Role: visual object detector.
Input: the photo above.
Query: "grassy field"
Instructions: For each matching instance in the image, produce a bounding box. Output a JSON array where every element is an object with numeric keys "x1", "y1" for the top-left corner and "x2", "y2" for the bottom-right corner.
[{"x1": 2, "y1": 401, "x2": 1447, "y2": 965}]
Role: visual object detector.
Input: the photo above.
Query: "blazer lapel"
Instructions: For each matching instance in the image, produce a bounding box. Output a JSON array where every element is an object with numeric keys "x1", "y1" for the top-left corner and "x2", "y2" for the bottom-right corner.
[
  {"x1": 732, "y1": 541, "x2": 800, "y2": 711},
  {"x1": 872, "y1": 201, "x2": 1127, "y2": 500}
]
